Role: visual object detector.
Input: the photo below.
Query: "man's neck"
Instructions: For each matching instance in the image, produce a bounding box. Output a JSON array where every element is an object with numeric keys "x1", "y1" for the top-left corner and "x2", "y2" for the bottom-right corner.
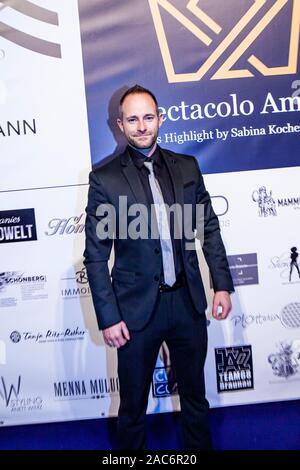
[{"x1": 129, "y1": 143, "x2": 157, "y2": 157}]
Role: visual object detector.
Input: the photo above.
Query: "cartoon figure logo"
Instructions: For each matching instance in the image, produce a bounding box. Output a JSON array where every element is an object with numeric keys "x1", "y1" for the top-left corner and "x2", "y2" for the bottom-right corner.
[
  {"x1": 252, "y1": 186, "x2": 277, "y2": 217},
  {"x1": 268, "y1": 341, "x2": 300, "y2": 378}
]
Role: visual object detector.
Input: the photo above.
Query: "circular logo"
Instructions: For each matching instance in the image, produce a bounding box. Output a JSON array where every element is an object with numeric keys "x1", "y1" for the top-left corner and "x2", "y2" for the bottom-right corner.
[
  {"x1": 280, "y1": 303, "x2": 300, "y2": 329},
  {"x1": 10, "y1": 331, "x2": 21, "y2": 343}
]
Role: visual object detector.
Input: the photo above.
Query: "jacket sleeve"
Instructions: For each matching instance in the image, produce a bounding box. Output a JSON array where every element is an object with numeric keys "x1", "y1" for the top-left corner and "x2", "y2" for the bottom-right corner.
[
  {"x1": 193, "y1": 158, "x2": 234, "y2": 293},
  {"x1": 83, "y1": 170, "x2": 122, "y2": 330}
]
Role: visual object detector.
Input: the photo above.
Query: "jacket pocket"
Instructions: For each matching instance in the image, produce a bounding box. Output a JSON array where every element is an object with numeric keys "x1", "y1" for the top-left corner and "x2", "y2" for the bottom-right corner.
[
  {"x1": 111, "y1": 267, "x2": 136, "y2": 284},
  {"x1": 184, "y1": 180, "x2": 195, "y2": 189}
]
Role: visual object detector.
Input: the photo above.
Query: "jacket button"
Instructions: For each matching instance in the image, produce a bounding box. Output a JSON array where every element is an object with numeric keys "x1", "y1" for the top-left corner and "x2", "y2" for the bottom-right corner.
[
  {"x1": 154, "y1": 275, "x2": 159, "y2": 281},
  {"x1": 154, "y1": 248, "x2": 160, "y2": 254}
]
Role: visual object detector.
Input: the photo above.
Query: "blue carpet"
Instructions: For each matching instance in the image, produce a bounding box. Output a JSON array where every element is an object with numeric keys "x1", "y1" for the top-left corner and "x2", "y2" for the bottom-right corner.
[{"x1": 0, "y1": 400, "x2": 299, "y2": 450}]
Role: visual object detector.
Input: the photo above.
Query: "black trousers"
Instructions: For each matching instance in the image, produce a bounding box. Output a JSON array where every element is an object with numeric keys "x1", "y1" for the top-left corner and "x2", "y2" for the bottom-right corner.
[{"x1": 117, "y1": 284, "x2": 211, "y2": 450}]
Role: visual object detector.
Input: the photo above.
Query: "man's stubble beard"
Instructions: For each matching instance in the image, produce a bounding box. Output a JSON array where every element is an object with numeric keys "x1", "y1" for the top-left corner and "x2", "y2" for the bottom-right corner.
[{"x1": 127, "y1": 131, "x2": 159, "y2": 149}]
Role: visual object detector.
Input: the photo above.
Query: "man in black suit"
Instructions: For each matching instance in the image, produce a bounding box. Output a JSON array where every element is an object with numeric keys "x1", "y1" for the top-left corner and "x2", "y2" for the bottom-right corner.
[{"x1": 84, "y1": 85, "x2": 234, "y2": 450}]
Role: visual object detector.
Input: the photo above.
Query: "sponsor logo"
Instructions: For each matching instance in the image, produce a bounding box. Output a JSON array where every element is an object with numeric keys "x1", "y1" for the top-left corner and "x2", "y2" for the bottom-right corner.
[
  {"x1": 9, "y1": 327, "x2": 85, "y2": 344},
  {"x1": 0, "y1": 0, "x2": 61, "y2": 58},
  {"x1": 0, "y1": 375, "x2": 21, "y2": 407},
  {"x1": 0, "y1": 209, "x2": 37, "y2": 244},
  {"x1": 45, "y1": 214, "x2": 85, "y2": 236},
  {"x1": 231, "y1": 303, "x2": 300, "y2": 330},
  {"x1": 0, "y1": 271, "x2": 47, "y2": 308},
  {"x1": 0, "y1": 272, "x2": 46, "y2": 288},
  {"x1": 211, "y1": 195, "x2": 229, "y2": 217},
  {"x1": 9, "y1": 331, "x2": 21, "y2": 343},
  {"x1": 61, "y1": 266, "x2": 90, "y2": 299},
  {"x1": 228, "y1": 253, "x2": 259, "y2": 286},
  {"x1": 149, "y1": 0, "x2": 300, "y2": 83},
  {"x1": 230, "y1": 312, "x2": 280, "y2": 329},
  {"x1": 268, "y1": 340, "x2": 300, "y2": 379},
  {"x1": 0, "y1": 376, "x2": 43, "y2": 413},
  {"x1": 152, "y1": 366, "x2": 178, "y2": 397},
  {"x1": 0, "y1": 119, "x2": 36, "y2": 138},
  {"x1": 215, "y1": 345, "x2": 254, "y2": 392},
  {"x1": 252, "y1": 187, "x2": 300, "y2": 217},
  {"x1": 0, "y1": 271, "x2": 18, "y2": 293},
  {"x1": 269, "y1": 246, "x2": 300, "y2": 284},
  {"x1": 288, "y1": 246, "x2": 300, "y2": 282},
  {"x1": 280, "y1": 302, "x2": 300, "y2": 329},
  {"x1": 76, "y1": 267, "x2": 89, "y2": 285},
  {"x1": 252, "y1": 187, "x2": 277, "y2": 217},
  {"x1": 53, "y1": 377, "x2": 119, "y2": 399}
]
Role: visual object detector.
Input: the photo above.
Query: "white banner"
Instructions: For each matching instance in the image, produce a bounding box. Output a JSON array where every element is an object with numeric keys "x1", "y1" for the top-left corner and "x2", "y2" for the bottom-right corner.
[
  {"x1": 1, "y1": 0, "x2": 299, "y2": 426},
  {"x1": 0, "y1": 0, "x2": 91, "y2": 191}
]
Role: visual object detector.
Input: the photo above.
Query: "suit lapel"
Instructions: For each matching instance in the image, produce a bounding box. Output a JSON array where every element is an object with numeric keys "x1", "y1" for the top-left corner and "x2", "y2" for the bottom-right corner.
[
  {"x1": 161, "y1": 149, "x2": 185, "y2": 251},
  {"x1": 121, "y1": 150, "x2": 152, "y2": 232},
  {"x1": 160, "y1": 149, "x2": 184, "y2": 208},
  {"x1": 121, "y1": 150, "x2": 148, "y2": 207}
]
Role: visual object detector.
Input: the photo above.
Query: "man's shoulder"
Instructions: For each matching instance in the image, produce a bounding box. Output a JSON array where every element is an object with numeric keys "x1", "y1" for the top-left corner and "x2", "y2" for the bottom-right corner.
[
  {"x1": 90, "y1": 150, "x2": 128, "y2": 182},
  {"x1": 160, "y1": 147, "x2": 198, "y2": 168}
]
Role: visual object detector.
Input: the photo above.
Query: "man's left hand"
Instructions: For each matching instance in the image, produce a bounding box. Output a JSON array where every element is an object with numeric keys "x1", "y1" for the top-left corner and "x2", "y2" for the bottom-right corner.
[{"x1": 212, "y1": 291, "x2": 232, "y2": 320}]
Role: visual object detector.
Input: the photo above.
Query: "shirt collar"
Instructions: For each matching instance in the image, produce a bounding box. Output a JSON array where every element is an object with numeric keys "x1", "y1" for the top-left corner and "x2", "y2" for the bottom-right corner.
[{"x1": 128, "y1": 144, "x2": 162, "y2": 170}]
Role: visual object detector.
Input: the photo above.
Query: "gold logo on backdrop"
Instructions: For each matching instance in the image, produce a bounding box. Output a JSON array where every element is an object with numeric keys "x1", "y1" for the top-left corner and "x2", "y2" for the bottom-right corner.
[{"x1": 148, "y1": 0, "x2": 300, "y2": 82}]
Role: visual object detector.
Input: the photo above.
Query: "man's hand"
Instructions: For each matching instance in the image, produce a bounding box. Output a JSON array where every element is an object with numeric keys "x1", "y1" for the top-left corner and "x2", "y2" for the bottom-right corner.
[
  {"x1": 103, "y1": 321, "x2": 130, "y2": 349},
  {"x1": 212, "y1": 291, "x2": 232, "y2": 320}
]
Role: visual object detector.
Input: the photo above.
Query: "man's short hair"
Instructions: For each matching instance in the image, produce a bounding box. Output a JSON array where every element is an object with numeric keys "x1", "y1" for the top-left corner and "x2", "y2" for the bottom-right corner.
[{"x1": 119, "y1": 85, "x2": 159, "y2": 117}]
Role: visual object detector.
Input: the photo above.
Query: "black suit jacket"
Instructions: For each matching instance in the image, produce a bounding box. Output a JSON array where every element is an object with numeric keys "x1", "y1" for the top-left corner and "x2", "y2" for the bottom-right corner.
[{"x1": 84, "y1": 146, "x2": 234, "y2": 330}]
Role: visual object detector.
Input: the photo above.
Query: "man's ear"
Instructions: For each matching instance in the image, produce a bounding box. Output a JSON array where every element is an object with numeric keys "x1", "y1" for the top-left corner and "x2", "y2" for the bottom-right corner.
[
  {"x1": 117, "y1": 118, "x2": 124, "y2": 132},
  {"x1": 158, "y1": 113, "x2": 163, "y2": 128}
]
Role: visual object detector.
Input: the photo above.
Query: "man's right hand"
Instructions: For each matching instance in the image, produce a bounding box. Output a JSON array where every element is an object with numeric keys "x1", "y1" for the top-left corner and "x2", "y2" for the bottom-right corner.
[{"x1": 102, "y1": 321, "x2": 130, "y2": 349}]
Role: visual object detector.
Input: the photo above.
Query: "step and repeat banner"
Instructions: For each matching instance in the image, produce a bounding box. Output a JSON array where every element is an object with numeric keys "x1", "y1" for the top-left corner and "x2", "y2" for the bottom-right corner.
[{"x1": 1, "y1": 0, "x2": 299, "y2": 426}]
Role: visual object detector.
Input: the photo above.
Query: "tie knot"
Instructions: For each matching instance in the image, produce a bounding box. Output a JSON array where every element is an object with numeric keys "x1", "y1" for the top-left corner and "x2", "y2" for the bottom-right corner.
[{"x1": 143, "y1": 160, "x2": 154, "y2": 175}]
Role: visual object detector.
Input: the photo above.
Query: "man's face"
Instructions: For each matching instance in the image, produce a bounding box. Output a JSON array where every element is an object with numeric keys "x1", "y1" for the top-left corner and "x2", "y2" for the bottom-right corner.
[{"x1": 117, "y1": 92, "x2": 163, "y2": 149}]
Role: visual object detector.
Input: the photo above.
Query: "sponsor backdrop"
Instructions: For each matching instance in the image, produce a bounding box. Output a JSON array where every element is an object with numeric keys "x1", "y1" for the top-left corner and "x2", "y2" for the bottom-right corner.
[{"x1": 0, "y1": 0, "x2": 299, "y2": 426}]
